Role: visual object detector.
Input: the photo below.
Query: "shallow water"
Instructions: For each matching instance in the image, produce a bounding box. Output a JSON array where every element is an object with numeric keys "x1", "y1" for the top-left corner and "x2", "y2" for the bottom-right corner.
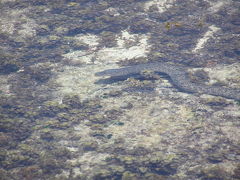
[
  {"x1": 95, "y1": 62, "x2": 240, "y2": 100},
  {"x1": 0, "y1": 0, "x2": 240, "y2": 179}
]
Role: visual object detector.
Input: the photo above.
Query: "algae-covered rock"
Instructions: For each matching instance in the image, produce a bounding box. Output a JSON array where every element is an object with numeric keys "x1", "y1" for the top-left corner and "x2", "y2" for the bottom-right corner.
[
  {"x1": 16, "y1": 165, "x2": 41, "y2": 180},
  {"x1": 37, "y1": 24, "x2": 50, "y2": 36},
  {"x1": 53, "y1": 147, "x2": 72, "y2": 160},
  {"x1": 200, "y1": 165, "x2": 230, "y2": 180},
  {"x1": 0, "y1": 132, "x2": 11, "y2": 147},
  {"x1": 202, "y1": 96, "x2": 229, "y2": 107},
  {"x1": 88, "y1": 114, "x2": 108, "y2": 124},
  {"x1": 122, "y1": 171, "x2": 138, "y2": 180},
  {"x1": 0, "y1": 149, "x2": 7, "y2": 161},
  {"x1": 109, "y1": 165, "x2": 125, "y2": 174},
  {"x1": 62, "y1": 94, "x2": 82, "y2": 108},
  {"x1": 140, "y1": 152, "x2": 179, "y2": 176},
  {"x1": 39, "y1": 154, "x2": 62, "y2": 174},
  {"x1": 57, "y1": 112, "x2": 73, "y2": 122},
  {"x1": 233, "y1": 164, "x2": 240, "y2": 179},
  {"x1": 25, "y1": 64, "x2": 53, "y2": 83},
  {"x1": 121, "y1": 156, "x2": 135, "y2": 165},
  {"x1": 144, "y1": 173, "x2": 166, "y2": 180},
  {"x1": 0, "y1": 0, "x2": 239, "y2": 179},
  {"x1": 0, "y1": 169, "x2": 12, "y2": 180},
  {"x1": 92, "y1": 169, "x2": 112, "y2": 180},
  {"x1": 207, "y1": 153, "x2": 224, "y2": 164},
  {"x1": 0, "y1": 59, "x2": 19, "y2": 74},
  {"x1": 18, "y1": 144, "x2": 39, "y2": 158},
  {"x1": 0, "y1": 118, "x2": 32, "y2": 141},
  {"x1": 40, "y1": 101, "x2": 68, "y2": 117},
  {"x1": 3, "y1": 150, "x2": 32, "y2": 169},
  {"x1": 82, "y1": 141, "x2": 98, "y2": 151},
  {"x1": 40, "y1": 131, "x2": 54, "y2": 141}
]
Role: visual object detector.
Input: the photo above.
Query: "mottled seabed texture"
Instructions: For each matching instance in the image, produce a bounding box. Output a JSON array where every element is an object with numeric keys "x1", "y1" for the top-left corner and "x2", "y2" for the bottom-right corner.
[
  {"x1": 96, "y1": 62, "x2": 240, "y2": 100},
  {"x1": 1, "y1": 0, "x2": 240, "y2": 179}
]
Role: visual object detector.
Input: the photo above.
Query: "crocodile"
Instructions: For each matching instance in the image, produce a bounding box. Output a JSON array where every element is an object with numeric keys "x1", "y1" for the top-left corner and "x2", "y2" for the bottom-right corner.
[{"x1": 95, "y1": 62, "x2": 240, "y2": 101}]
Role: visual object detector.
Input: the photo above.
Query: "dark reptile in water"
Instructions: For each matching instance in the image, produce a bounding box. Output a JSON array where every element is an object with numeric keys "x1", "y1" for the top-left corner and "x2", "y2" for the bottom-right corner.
[{"x1": 95, "y1": 62, "x2": 240, "y2": 101}]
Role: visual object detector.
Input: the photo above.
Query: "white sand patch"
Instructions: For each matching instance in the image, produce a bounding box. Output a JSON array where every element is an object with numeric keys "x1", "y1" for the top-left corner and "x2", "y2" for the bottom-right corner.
[
  {"x1": 73, "y1": 124, "x2": 94, "y2": 140},
  {"x1": 68, "y1": 152, "x2": 110, "y2": 178},
  {"x1": 0, "y1": 75, "x2": 11, "y2": 96},
  {"x1": 104, "y1": 7, "x2": 120, "y2": 16},
  {"x1": 207, "y1": 0, "x2": 231, "y2": 14},
  {"x1": 62, "y1": 50, "x2": 97, "y2": 64},
  {"x1": 74, "y1": 34, "x2": 99, "y2": 47},
  {"x1": 0, "y1": 8, "x2": 37, "y2": 39},
  {"x1": 221, "y1": 126, "x2": 240, "y2": 144},
  {"x1": 56, "y1": 30, "x2": 150, "y2": 100},
  {"x1": 103, "y1": 95, "x2": 193, "y2": 149},
  {"x1": 54, "y1": 64, "x2": 113, "y2": 101},
  {"x1": 96, "y1": 30, "x2": 150, "y2": 63},
  {"x1": 55, "y1": 170, "x2": 71, "y2": 179},
  {"x1": 193, "y1": 0, "x2": 232, "y2": 53},
  {"x1": 1, "y1": 0, "x2": 16, "y2": 2},
  {"x1": 18, "y1": 20, "x2": 37, "y2": 38},
  {"x1": 144, "y1": 0, "x2": 175, "y2": 13},
  {"x1": 62, "y1": 34, "x2": 100, "y2": 64},
  {"x1": 62, "y1": 30, "x2": 150, "y2": 65},
  {"x1": 96, "y1": 32, "x2": 149, "y2": 63},
  {"x1": 192, "y1": 25, "x2": 220, "y2": 53},
  {"x1": 204, "y1": 63, "x2": 240, "y2": 88}
]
